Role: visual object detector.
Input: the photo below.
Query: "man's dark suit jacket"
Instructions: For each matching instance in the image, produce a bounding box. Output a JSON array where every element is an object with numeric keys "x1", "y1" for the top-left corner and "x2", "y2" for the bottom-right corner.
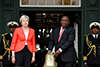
[{"x1": 48, "y1": 26, "x2": 77, "y2": 62}]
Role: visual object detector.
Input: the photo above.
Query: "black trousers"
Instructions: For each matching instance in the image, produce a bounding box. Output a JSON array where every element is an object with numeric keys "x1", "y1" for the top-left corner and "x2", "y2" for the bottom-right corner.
[
  {"x1": 15, "y1": 45, "x2": 32, "y2": 67},
  {"x1": 3, "y1": 61, "x2": 15, "y2": 67},
  {"x1": 88, "y1": 64, "x2": 100, "y2": 67},
  {"x1": 56, "y1": 57, "x2": 75, "y2": 67},
  {"x1": 3, "y1": 64, "x2": 14, "y2": 67}
]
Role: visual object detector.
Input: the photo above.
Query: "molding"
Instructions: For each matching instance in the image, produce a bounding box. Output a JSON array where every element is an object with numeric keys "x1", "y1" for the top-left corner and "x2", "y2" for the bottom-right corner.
[
  {"x1": 3, "y1": 11, "x2": 13, "y2": 33},
  {"x1": 2, "y1": 0, "x2": 13, "y2": 7},
  {"x1": 87, "y1": 0, "x2": 98, "y2": 7}
]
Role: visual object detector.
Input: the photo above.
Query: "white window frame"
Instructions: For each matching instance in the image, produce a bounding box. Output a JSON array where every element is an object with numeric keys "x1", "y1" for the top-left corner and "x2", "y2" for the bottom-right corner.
[{"x1": 20, "y1": 0, "x2": 81, "y2": 7}]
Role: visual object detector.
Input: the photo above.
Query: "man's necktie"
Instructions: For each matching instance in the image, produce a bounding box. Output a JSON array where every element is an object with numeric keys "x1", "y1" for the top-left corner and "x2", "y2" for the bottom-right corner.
[
  {"x1": 95, "y1": 35, "x2": 96, "y2": 39},
  {"x1": 58, "y1": 28, "x2": 64, "y2": 42},
  {"x1": 95, "y1": 35, "x2": 98, "y2": 39}
]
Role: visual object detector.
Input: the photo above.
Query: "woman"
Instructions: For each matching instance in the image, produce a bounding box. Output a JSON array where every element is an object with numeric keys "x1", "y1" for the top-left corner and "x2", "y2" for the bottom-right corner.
[{"x1": 10, "y1": 15, "x2": 37, "y2": 67}]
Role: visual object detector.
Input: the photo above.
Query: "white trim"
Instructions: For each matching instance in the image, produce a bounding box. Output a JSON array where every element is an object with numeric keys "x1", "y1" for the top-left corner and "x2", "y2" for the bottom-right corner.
[
  {"x1": 54, "y1": 0, "x2": 55, "y2": 5},
  {"x1": 20, "y1": 0, "x2": 81, "y2": 7},
  {"x1": 45, "y1": 0, "x2": 47, "y2": 5},
  {"x1": 20, "y1": 5, "x2": 81, "y2": 7},
  {"x1": 20, "y1": 0, "x2": 22, "y2": 6},
  {"x1": 62, "y1": 0, "x2": 64, "y2": 5},
  {"x1": 70, "y1": 0, "x2": 72, "y2": 5},
  {"x1": 37, "y1": 0, "x2": 39, "y2": 5},
  {"x1": 29, "y1": 0, "x2": 30, "y2": 5}
]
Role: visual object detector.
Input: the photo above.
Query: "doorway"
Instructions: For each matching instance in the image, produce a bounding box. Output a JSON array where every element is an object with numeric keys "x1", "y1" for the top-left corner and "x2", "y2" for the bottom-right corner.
[{"x1": 19, "y1": 11, "x2": 81, "y2": 67}]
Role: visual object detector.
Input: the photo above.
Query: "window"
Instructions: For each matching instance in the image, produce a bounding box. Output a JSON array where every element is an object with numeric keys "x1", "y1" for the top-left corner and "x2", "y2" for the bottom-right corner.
[{"x1": 20, "y1": 0, "x2": 81, "y2": 7}]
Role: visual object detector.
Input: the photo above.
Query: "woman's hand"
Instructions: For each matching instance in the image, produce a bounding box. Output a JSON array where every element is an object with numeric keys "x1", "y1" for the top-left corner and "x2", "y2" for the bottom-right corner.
[
  {"x1": 31, "y1": 56, "x2": 35, "y2": 63},
  {"x1": 12, "y1": 56, "x2": 15, "y2": 64},
  {"x1": 11, "y1": 50, "x2": 15, "y2": 64}
]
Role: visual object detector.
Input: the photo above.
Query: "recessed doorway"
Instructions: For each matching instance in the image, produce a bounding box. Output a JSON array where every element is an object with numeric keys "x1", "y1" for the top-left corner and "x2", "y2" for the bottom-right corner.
[{"x1": 20, "y1": 11, "x2": 81, "y2": 67}]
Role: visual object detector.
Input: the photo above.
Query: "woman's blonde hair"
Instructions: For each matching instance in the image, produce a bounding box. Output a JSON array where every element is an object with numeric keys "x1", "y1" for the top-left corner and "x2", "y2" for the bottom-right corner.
[{"x1": 19, "y1": 15, "x2": 30, "y2": 23}]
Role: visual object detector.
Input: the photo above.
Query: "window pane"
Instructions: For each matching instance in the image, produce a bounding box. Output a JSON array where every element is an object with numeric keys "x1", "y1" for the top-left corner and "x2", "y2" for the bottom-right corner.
[
  {"x1": 55, "y1": 0, "x2": 62, "y2": 5},
  {"x1": 30, "y1": 0, "x2": 37, "y2": 5},
  {"x1": 71, "y1": 0, "x2": 79, "y2": 5},
  {"x1": 47, "y1": 0, "x2": 53, "y2": 5},
  {"x1": 75, "y1": 0, "x2": 79, "y2": 5},
  {"x1": 22, "y1": 0, "x2": 29, "y2": 5},
  {"x1": 64, "y1": 0, "x2": 71, "y2": 5},
  {"x1": 39, "y1": 0, "x2": 45, "y2": 5}
]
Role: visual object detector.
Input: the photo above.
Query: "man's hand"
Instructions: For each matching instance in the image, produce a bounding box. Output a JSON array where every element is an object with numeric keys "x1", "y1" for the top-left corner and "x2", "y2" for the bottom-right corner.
[
  {"x1": 47, "y1": 50, "x2": 51, "y2": 55},
  {"x1": 0, "y1": 62, "x2": 3, "y2": 67},
  {"x1": 53, "y1": 50, "x2": 61, "y2": 57},
  {"x1": 84, "y1": 62, "x2": 88, "y2": 67}
]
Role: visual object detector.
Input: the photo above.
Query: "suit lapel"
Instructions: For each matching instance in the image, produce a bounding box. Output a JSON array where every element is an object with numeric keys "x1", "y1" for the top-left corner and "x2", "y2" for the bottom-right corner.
[
  {"x1": 6, "y1": 33, "x2": 12, "y2": 46},
  {"x1": 21, "y1": 27, "x2": 25, "y2": 39},
  {"x1": 56, "y1": 27, "x2": 60, "y2": 42},
  {"x1": 27, "y1": 28, "x2": 30, "y2": 40},
  {"x1": 8, "y1": 33, "x2": 12, "y2": 39},
  {"x1": 95, "y1": 35, "x2": 100, "y2": 44},
  {"x1": 60, "y1": 26, "x2": 70, "y2": 41}
]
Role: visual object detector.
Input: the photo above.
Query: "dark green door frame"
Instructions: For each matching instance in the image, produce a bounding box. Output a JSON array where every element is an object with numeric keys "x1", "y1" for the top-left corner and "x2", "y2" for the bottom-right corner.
[{"x1": 16, "y1": 0, "x2": 83, "y2": 67}]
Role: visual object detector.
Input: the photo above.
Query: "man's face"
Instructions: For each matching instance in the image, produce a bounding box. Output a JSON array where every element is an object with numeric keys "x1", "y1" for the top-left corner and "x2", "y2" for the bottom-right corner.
[
  {"x1": 9, "y1": 27, "x2": 16, "y2": 33},
  {"x1": 91, "y1": 27, "x2": 99, "y2": 34},
  {"x1": 61, "y1": 16, "x2": 70, "y2": 28}
]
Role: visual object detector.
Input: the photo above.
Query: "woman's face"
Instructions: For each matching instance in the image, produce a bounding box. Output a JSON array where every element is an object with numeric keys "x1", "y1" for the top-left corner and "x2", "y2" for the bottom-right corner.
[{"x1": 21, "y1": 18, "x2": 29, "y2": 27}]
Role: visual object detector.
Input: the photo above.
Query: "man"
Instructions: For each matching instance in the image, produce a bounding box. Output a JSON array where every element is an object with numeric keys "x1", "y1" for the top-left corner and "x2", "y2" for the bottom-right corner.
[
  {"x1": 83, "y1": 22, "x2": 100, "y2": 67},
  {"x1": 0, "y1": 21, "x2": 19, "y2": 67},
  {"x1": 48, "y1": 16, "x2": 77, "y2": 67}
]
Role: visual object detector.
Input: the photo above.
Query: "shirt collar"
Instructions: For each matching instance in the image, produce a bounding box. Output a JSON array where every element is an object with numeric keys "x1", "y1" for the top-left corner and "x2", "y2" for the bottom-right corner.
[
  {"x1": 61, "y1": 26, "x2": 65, "y2": 29},
  {"x1": 10, "y1": 33, "x2": 13, "y2": 37},
  {"x1": 92, "y1": 34, "x2": 98, "y2": 38}
]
